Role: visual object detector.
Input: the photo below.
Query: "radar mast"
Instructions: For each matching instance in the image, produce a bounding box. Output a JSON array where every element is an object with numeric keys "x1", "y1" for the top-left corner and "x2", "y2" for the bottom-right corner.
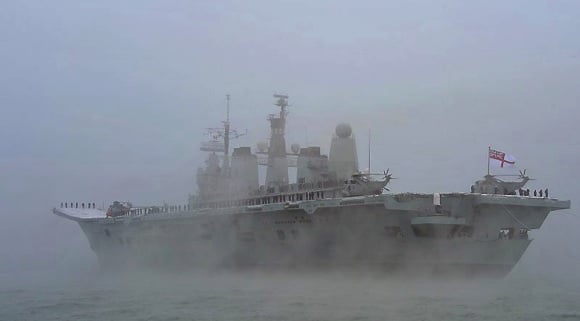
[
  {"x1": 265, "y1": 94, "x2": 290, "y2": 188},
  {"x1": 200, "y1": 95, "x2": 246, "y2": 169}
]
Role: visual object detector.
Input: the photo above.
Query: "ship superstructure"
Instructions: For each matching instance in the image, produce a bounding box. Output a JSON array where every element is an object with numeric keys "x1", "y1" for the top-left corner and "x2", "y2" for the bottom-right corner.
[
  {"x1": 191, "y1": 95, "x2": 383, "y2": 209},
  {"x1": 53, "y1": 94, "x2": 570, "y2": 277}
]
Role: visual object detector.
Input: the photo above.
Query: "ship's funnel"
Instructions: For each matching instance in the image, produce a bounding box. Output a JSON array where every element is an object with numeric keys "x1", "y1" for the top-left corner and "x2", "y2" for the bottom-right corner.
[
  {"x1": 329, "y1": 123, "x2": 358, "y2": 182},
  {"x1": 297, "y1": 147, "x2": 328, "y2": 186},
  {"x1": 230, "y1": 147, "x2": 259, "y2": 194}
]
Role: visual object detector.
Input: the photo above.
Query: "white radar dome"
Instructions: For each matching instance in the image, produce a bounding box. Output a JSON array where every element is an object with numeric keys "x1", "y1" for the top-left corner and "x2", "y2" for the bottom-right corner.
[{"x1": 335, "y1": 123, "x2": 352, "y2": 138}]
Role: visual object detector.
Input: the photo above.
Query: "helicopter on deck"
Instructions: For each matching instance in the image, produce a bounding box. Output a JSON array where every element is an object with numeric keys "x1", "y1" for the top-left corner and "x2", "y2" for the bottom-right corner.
[
  {"x1": 106, "y1": 201, "x2": 133, "y2": 217},
  {"x1": 342, "y1": 169, "x2": 394, "y2": 197},
  {"x1": 471, "y1": 169, "x2": 532, "y2": 195}
]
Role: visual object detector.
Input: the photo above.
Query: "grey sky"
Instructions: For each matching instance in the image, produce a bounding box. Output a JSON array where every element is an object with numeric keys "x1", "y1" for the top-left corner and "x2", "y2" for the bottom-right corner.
[{"x1": 1, "y1": 0, "x2": 579, "y2": 277}]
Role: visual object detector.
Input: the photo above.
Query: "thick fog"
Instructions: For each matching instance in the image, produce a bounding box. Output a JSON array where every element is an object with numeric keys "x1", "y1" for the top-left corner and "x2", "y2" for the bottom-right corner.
[{"x1": 1, "y1": 0, "x2": 579, "y2": 283}]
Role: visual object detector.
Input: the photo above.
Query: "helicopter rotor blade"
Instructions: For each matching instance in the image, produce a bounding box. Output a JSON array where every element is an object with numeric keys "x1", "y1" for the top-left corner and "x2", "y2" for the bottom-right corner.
[{"x1": 383, "y1": 168, "x2": 391, "y2": 180}]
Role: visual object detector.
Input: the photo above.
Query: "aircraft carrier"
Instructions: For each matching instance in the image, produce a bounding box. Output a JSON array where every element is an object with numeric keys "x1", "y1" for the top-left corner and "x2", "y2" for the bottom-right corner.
[{"x1": 53, "y1": 95, "x2": 570, "y2": 276}]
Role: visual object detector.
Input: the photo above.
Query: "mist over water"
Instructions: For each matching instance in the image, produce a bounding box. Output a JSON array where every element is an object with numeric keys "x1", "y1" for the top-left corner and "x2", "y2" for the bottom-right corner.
[
  {"x1": 2, "y1": 269, "x2": 580, "y2": 321},
  {"x1": 2, "y1": 0, "x2": 580, "y2": 320}
]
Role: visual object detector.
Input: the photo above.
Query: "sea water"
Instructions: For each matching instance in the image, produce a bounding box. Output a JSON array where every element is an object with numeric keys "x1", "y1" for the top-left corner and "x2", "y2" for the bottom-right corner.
[{"x1": 1, "y1": 267, "x2": 579, "y2": 321}]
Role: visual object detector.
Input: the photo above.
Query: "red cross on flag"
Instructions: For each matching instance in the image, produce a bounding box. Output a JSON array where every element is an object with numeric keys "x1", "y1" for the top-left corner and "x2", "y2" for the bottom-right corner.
[{"x1": 489, "y1": 148, "x2": 516, "y2": 168}]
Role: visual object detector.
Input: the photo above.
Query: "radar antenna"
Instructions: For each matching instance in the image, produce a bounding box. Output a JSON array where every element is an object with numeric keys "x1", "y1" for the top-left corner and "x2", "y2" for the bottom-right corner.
[
  {"x1": 200, "y1": 95, "x2": 247, "y2": 160},
  {"x1": 273, "y1": 94, "x2": 289, "y2": 120}
]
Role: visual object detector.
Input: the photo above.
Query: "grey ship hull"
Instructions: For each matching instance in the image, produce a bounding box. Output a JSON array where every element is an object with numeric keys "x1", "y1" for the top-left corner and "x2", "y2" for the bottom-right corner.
[{"x1": 54, "y1": 193, "x2": 570, "y2": 277}]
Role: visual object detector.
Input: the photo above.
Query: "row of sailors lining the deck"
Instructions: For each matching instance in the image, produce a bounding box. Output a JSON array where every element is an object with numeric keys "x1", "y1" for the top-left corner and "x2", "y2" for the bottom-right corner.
[
  {"x1": 518, "y1": 188, "x2": 549, "y2": 197},
  {"x1": 60, "y1": 202, "x2": 96, "y2": 209},
  {"x1": 199, "y1": 190, "x2": 327, "y2": 209},
  {"x1": 59, "y1": 202, "x2": 191, "y2": 213},
  {"x1": 59, "y1": 189, "x2": 327, "y2": 214},
  {"x1": 470, "y1": 186, "x2": 550, "y2": 197},
  {"x1": 105, "y1": 205, "x2": 192, "y2": 217},
  {"x1": 262, "y1": 181, "x2": 331, "y2": 194},
  {"x1": 128, "y1": 205, "x2": 190, "y2": 215}
]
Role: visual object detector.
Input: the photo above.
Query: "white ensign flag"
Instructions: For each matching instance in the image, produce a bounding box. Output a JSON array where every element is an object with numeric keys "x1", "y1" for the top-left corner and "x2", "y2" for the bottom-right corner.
[{"x1": 489, "y1": 148, "x2": 516, "y2": 168}]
